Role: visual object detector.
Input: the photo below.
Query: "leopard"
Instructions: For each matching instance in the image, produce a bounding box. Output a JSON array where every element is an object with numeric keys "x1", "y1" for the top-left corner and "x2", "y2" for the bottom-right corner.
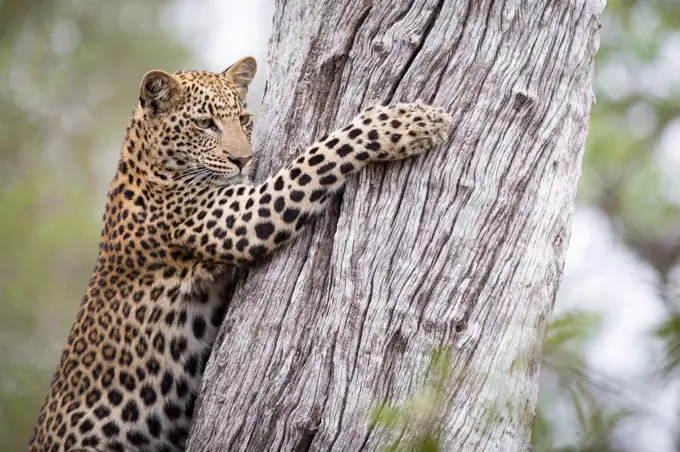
[{"x1": 28, "y1": 56, "x2": 453, "y2": 452}]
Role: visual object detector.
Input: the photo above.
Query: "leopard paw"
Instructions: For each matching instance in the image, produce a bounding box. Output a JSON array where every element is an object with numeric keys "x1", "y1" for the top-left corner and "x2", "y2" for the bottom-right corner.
[{"x1": 355, "y1": 102, "x2": 453, "y2": 162}]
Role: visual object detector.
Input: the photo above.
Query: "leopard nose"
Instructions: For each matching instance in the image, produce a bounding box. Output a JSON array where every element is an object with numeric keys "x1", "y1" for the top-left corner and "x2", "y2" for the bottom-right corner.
[{"x1": 228, "y1": 156, "x2": 252, "y2": 169}]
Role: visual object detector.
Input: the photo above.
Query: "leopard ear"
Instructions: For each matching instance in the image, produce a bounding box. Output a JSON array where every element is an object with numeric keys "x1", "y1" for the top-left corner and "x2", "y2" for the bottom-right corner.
[
  {"x1": 222, "y1": 57, "x2": 257, "y2": 100},
  {"x1": 139, "y1": 70, "x2": 181, "y2": 114}
]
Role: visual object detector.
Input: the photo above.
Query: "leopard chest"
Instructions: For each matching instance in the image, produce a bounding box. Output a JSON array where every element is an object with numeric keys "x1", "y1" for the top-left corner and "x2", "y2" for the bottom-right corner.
[
  {"x1": 49, "y1": 272, "x2": 233, "y2": 452},
  {"x1": 124, "y1": 272, "x2": 232, "y2": 451}
]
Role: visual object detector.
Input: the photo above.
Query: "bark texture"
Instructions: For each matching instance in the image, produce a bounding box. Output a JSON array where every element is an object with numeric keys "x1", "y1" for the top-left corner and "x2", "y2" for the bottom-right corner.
[{"x1": 187, "y1": 0, "x2": 603, "y2": 450}]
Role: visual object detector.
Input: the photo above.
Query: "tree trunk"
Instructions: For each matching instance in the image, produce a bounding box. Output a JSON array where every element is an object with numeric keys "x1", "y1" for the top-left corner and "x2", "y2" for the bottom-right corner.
[{"x1": 186, "y1": 0, "x2": 603, "y2": 450}]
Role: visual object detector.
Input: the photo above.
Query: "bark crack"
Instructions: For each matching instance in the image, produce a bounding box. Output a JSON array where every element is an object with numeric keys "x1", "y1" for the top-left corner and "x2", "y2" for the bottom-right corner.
[{"x1": 385, "y1": 0, "x2": 445, "y2": 103}]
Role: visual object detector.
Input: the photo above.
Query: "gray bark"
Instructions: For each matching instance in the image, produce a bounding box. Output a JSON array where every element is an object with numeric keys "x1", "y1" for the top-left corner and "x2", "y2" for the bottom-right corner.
[{"x1": 186, "y1": 0, "x2": 603, "y2": 451}]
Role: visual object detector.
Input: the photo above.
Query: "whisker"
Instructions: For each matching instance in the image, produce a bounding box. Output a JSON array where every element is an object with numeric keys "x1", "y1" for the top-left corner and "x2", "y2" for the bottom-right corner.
[
  {"x1": 186, "y1": 172, "x2": 217, "y2": 203},
  {"x1": 188, "y1": 169, "x2": 215, "y2": 190},
  {"x1": 185, "y1": 172, "x2": 207, "y2": 190},
  {"x1": 183, "y1": 168, "x2": 210, "y2": 184},
  {"x1": 173, "y1": 166, "x2": 207, "y2": 180}
]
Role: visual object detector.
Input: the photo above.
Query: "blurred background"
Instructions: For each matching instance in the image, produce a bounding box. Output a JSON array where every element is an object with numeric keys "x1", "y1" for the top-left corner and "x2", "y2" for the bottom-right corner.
[{"x1": 0, "y1": 0, "x2": 678, "y2": 450}]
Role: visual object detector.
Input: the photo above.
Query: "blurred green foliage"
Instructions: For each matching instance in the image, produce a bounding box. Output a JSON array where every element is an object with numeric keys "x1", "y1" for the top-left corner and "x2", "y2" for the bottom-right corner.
[
  {"x1": 579, "y1": 0, "x2": 680, "y2": 241},
  {"x1": 371, "y1": 348, "x2": 453, "y2": 452},
  {"x1": 533, "y1": 0, "x2": 680, "y2": 450},
  {"x1": 532, "y1": 311, "x2": 626, "y2": 451},
  {"x1": 0, "y1": 0, "x2": 190, "y2": 449}
]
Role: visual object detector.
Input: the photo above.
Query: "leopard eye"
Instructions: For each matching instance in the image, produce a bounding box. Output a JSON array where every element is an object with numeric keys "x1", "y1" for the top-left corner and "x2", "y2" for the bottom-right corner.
[
  {"x1": 239, "y1": 114, "x2": 251, "y2": 126},
  {"x1": 194, "y1": 117, "x2": 216, "y2": 130}
]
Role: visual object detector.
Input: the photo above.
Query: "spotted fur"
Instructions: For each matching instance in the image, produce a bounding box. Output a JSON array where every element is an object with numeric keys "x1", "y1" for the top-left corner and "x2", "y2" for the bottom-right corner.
[{"x1": 28, "y1": 56, "x2": 452, "y2": 452}]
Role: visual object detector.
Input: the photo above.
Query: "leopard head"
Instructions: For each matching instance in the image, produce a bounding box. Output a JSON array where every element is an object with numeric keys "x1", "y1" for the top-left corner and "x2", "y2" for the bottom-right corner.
[{"x1": 135, "y1": 56, "x2": 257, "y2": 186}]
